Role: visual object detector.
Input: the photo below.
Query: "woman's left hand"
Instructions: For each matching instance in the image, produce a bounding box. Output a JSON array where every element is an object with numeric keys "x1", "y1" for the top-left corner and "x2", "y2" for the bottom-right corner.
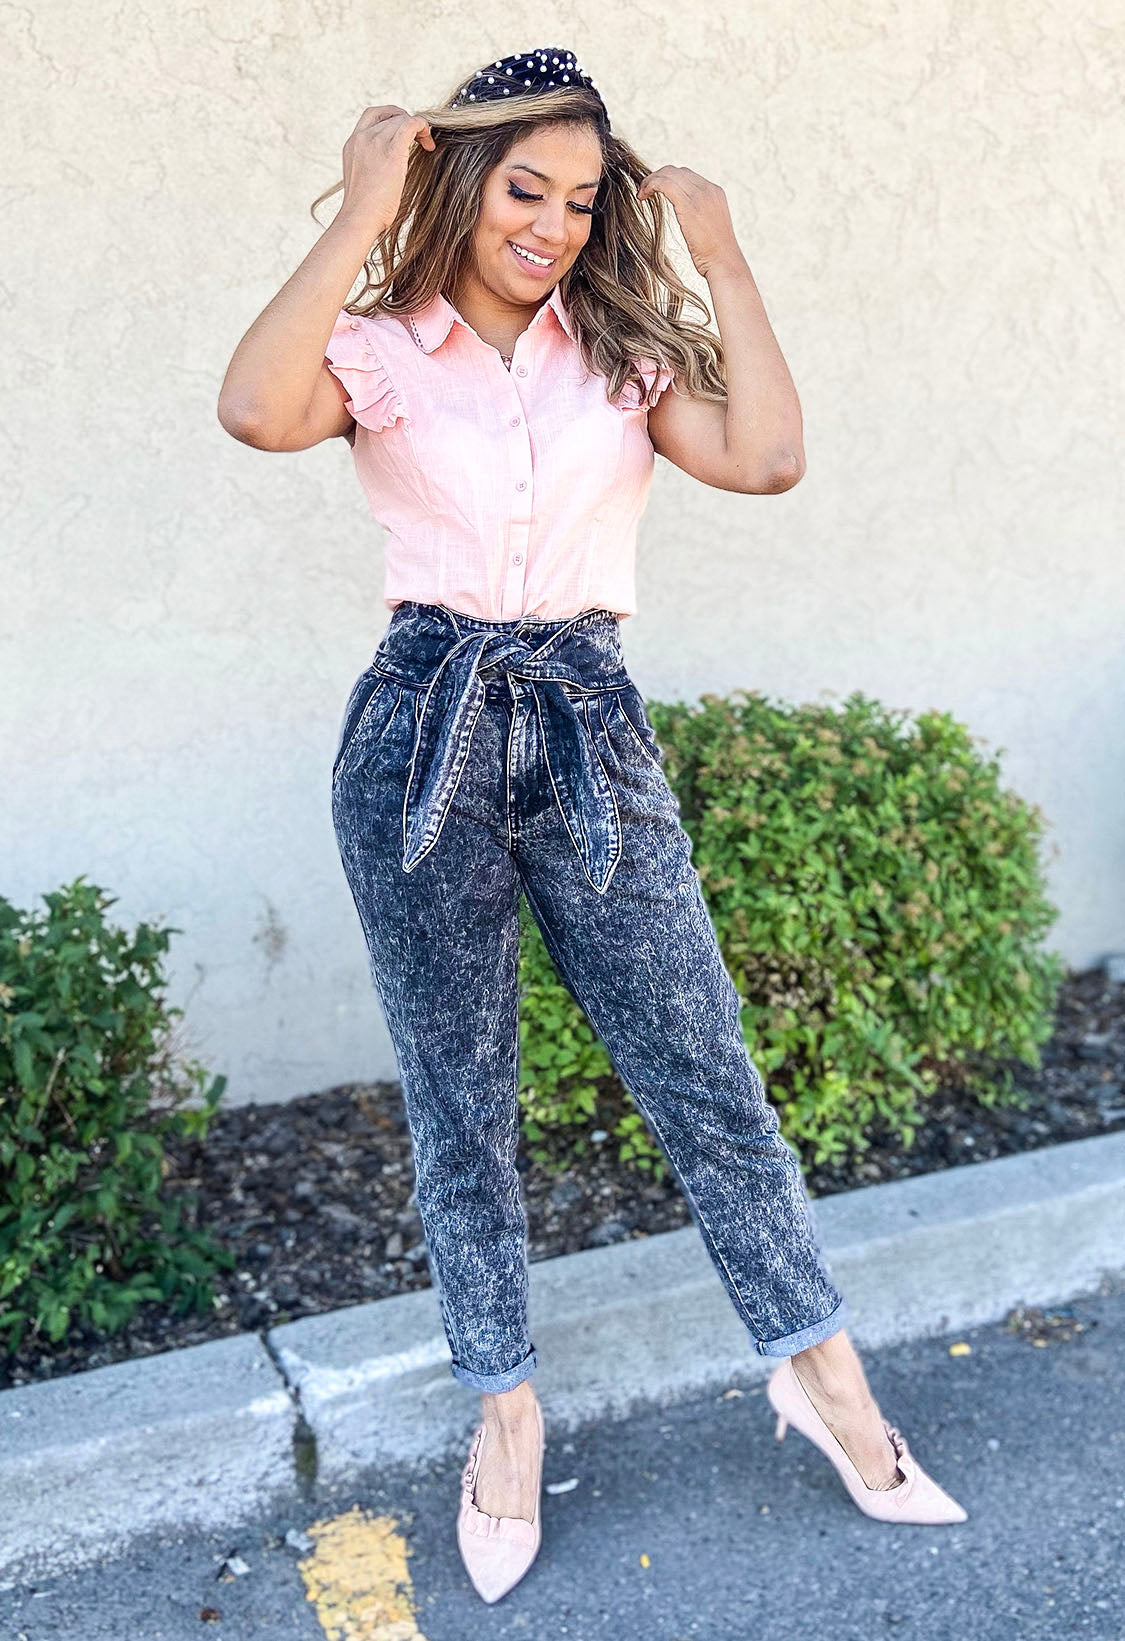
[{"x1": 636, "y1": 166, "x2": 741, "y2": 278}]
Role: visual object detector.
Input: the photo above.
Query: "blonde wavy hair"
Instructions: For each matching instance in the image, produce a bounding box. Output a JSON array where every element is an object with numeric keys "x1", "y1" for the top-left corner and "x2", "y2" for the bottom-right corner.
[{"x1": 310, "y1": 76, "x2": 728, "y2": 410}]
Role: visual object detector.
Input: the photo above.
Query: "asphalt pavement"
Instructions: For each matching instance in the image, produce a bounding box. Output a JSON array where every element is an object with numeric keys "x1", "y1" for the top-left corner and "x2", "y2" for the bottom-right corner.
[{"x1": 5, "y1": 1274, "x2": 1123, "y2": 1641}]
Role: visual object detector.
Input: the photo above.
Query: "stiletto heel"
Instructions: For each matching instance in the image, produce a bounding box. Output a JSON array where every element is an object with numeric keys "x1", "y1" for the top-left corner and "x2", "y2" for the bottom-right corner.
[
  {"x1": 456, "y1": 1396, "x2": 545, "y2": 1603},
  {"x1": 765, "y1": 1356, "x2": 968, "y2": 1525}
]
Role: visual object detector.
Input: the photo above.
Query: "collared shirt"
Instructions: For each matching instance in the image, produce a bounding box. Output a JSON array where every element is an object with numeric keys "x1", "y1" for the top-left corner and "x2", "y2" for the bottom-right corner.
[{"x1": 323, "y1": 282, "x2": 674, "y2": 622}]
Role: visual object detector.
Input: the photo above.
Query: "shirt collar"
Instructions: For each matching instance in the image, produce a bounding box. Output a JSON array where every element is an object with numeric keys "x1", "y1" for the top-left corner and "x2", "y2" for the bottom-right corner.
[{"x1": 405, "y1": 279, "x2": 577, "y2": 353}]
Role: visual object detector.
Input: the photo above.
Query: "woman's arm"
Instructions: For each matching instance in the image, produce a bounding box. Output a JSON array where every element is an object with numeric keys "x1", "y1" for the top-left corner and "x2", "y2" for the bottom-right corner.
[
  {"x1": 648, "y1": 252, "x2": 806, "y2": 493},
  {"x1": 216, "y1": 106, "x2": 433, "y2": 452},
  {"x1": 217, "y1": 210, "x2": 382, "y2": 451},
  {"x1": 638, "y1": 166, "x2": 806, "y2": 493}
]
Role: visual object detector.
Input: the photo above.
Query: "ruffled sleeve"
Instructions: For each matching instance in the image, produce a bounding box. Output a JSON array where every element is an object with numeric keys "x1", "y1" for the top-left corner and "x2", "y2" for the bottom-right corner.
[
  {"x1": 324, "y1": 311, "x2": 409, "y2": 433},
  {"x1": 617, "y1": 355, "x2": 676, "y2": 412}
]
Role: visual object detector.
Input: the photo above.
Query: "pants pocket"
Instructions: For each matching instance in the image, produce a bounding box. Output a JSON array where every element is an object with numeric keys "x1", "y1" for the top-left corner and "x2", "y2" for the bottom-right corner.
[
  {"x1": 612, "y1": 683, "x2": 665, "y2": 769},
  {"x1": 331, "y1": 670, "x2": 392, "y2": 788}
]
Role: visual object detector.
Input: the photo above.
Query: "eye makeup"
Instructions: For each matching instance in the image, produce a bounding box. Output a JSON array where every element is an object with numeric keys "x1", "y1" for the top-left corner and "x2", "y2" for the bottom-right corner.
[{"x1": 507, "y1": 180, "x2": 596, "y2": 216}]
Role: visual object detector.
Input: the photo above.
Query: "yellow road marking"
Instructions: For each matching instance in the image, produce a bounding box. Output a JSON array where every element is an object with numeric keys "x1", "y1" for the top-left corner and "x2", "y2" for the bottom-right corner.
[{"x1": 297, "y1": 1504, "x2": 428, "y2": 1641}]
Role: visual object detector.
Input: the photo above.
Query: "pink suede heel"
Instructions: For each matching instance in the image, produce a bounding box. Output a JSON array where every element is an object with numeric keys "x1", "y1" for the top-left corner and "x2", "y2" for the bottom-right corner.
[
  {"x1": 456, "y1": 1396, "x2": 545, "y2": 1603},
  {"x1": 766, "y1": 1355, "x2": 968, "y2": 1524}
]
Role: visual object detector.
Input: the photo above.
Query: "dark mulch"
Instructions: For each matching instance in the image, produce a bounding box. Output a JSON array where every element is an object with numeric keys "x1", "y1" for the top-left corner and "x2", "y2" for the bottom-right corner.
[{"x1": 5, "y1": 966, "x2": 1123, "y2": 1390}]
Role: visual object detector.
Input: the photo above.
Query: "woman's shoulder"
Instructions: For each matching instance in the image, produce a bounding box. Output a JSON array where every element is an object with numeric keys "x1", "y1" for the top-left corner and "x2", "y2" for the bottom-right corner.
[
  {"x1": 324, "y1": 309, "x2": 414, "y2": 434},
  {"x1": 329, "y1": 307, "x2": 416, "y2": 355}
]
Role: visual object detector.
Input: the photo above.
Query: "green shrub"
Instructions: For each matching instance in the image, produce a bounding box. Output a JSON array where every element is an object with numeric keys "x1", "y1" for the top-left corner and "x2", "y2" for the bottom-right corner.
[
  {"x1": 0, "y1": 877, "x2": 234, "y2": 1354},
  {"x1": 516, "y1": 897, "x2": 658, "y2": 1176},
  {"x1": 517, "y1": 689, "x2": 1065, "y2": 1173}
]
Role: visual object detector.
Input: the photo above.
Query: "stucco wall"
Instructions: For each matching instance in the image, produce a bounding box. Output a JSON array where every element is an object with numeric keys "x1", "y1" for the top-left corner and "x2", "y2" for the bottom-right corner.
[{"x1": 3, "y1": 4, "x2": 1121, "y2": 1107}]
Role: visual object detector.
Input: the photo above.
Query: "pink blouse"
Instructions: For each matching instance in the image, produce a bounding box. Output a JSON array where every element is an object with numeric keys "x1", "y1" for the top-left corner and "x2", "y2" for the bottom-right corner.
[{"x1": 323, "y1": 281, "x2": 674, "y2": 622}]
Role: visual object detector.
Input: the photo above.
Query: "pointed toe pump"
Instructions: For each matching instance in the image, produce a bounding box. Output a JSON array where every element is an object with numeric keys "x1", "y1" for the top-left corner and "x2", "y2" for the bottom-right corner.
[
  {"x1": 766, "y1": 1356, "x2": 968, "y2": 1525},
  {"x1": 456, "y1": 1397, "x2": 545, "y2": 1604}
]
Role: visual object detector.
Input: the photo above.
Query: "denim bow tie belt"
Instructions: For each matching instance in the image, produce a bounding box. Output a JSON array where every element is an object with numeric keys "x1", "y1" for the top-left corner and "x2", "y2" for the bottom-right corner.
[{"x1": 396, "y1": 620, "x2": 627, "y2": 895}]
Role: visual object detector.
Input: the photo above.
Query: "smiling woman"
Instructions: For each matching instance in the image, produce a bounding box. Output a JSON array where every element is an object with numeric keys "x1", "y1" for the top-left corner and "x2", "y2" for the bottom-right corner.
[{"x1": 214, "y1": 40, "x2": 956, "y2": 1611}]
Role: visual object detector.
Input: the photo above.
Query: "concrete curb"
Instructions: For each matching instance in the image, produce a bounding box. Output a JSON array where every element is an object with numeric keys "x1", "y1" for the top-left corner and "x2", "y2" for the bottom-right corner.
[
  {"x1": 5, "y1": 1130, "x2": 1125, "y2": 1585},
  {"x1": 3, "y1": 1330, "x2": 296, "y2": 1587}
]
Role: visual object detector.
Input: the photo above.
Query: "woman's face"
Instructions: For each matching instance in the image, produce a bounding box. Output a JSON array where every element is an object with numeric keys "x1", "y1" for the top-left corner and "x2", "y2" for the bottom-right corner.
[{"x1": 473, "y1": 121, "x2": 604, "y2": 299}]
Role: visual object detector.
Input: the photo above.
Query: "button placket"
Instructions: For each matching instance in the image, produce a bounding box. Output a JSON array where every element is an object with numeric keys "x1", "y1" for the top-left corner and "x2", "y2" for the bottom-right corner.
[{"x1": 502, "y1": 363, "x2": 533, "y2": 620}]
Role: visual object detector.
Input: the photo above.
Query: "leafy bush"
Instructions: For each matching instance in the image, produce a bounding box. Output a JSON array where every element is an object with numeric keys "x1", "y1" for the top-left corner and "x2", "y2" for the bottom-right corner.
[
  {"x1": 517, "y1": 689, "x2": 1064, "y2": 1172},
  {"x1": 0, "y1": 878, "x2": 233, "y2": 1353},
  {"x1": 516, "y1": 897, "x2": 656, "y2": 1175}
]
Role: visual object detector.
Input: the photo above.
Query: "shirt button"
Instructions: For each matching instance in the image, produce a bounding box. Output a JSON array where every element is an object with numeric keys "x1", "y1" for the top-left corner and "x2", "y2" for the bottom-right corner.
[
  {"x1": 512, "y1": 553, "x2": 524, "y2": 565},
  {"x1": 516, "y1": 364, "x2": 528, "y2": 376},
  {"x1": 510, "y1": 416, "x2": 521, "y2": 427},
  {"x1": 516, "y1": 480, "x2": 527, "y2": 491},
  {"x1": 348, "y1": 319, "x2": 362, "y2": 330}
]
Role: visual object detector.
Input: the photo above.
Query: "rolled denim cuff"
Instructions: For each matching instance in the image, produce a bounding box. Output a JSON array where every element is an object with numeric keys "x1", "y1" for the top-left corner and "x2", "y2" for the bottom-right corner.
[
  {"x1": 754, "y1": 1295, "x2": 850, "y2": 1358},
  {"x1": 450, "y1": 1344, "x2": 539, "y2": 1392}
]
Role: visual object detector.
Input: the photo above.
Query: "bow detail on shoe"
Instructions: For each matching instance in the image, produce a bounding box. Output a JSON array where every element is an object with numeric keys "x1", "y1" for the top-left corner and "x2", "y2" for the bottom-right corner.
[
  {"x1": 459, "y1": 1424, "x2": 538, "y2": 1544},
  {"x1": 881, "y1": 1422, "x2": 917, "y2": 1498},
  {"x1": 462, "y1": 1505, "x2": 537, "y2": 1544}
]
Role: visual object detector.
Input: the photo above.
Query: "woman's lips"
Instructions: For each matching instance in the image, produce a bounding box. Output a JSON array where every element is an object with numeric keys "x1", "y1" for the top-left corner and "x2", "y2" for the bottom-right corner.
[{"x1": 508, "y1": 240, "x2": 557, "y2": 278}]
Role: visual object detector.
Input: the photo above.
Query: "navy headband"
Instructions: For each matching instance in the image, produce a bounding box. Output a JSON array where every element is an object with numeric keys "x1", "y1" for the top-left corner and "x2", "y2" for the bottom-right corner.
[{"x1": 450, "y1": 46, "x2": 609, "y2": 129}]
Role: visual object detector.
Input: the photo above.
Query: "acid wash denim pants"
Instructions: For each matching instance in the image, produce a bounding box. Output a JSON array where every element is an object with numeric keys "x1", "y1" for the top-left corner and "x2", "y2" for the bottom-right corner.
[{"x1": 330, "y1": 599, "x2": 850, "y2": 1392}]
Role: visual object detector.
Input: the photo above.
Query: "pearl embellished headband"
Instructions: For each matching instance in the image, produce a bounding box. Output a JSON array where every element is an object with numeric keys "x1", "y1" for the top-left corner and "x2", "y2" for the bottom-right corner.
[{"x1": 450, "y1": 46, "x2": 609, "y2": 128}]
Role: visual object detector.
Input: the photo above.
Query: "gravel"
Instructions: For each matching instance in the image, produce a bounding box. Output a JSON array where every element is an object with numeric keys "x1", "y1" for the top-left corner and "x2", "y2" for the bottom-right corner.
[{"x1": 4, "y1": 963, "x2": 1123, "y2": 1391}]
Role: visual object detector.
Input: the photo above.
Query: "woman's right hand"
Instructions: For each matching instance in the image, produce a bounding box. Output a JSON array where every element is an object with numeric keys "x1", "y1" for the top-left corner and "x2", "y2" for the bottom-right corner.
[
  {"x1": 339, "y1": 105, "x2": 436, "y2": 236},
  {"x1": 216, "y1": 105, "x2": 436, "y2": 451}
]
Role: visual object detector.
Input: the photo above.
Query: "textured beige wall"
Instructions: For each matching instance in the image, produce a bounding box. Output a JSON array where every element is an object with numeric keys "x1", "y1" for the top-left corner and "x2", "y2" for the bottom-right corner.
[{"x1": 3, "y1": 4, "x2": 1122, "y2": 1106}]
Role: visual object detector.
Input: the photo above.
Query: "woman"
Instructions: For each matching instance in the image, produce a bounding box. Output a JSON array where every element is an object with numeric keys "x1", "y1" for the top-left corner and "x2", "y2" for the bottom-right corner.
[{"x1": 218, "y1": 45, "x2": 967, "y2": 1606}]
